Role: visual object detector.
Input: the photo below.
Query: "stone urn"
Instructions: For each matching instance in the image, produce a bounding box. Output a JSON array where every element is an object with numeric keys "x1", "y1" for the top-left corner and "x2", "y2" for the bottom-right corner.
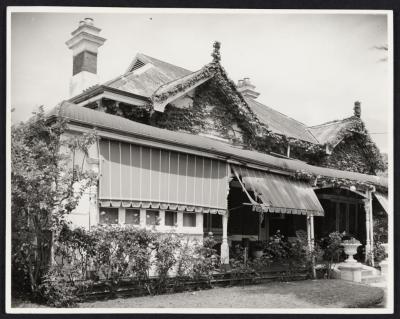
[
  {"x1": 251, "y1": 241, "x2": 264, "y2": 259},
  {"x1": 341, "y1": 238, "x2": 361, "y2": 263},
  {"x1": 252, "y1": 250, "x2": 264, "y2": 259}
]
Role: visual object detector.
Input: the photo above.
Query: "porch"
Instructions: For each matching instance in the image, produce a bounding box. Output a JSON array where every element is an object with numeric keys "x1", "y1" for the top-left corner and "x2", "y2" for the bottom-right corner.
[{"x1": 203, "y1": 167, "x2": 388, "y2": 268}]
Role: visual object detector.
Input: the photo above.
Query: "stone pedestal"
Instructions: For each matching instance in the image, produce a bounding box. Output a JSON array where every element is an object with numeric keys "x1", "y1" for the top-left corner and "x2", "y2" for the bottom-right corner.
[
  {"x1": 220, "y1": 241, "x2": 229, "y2": 264},
  {"x1": 338, "y1": 263, "x2": 364, "y2": 283}
]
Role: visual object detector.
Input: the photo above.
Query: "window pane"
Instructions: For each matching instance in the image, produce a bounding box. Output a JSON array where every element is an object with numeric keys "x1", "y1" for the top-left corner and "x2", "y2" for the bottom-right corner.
[
  {"x1": 183, "y1": 213, "x2": 196, "y2": 227},
  {"x1": 126, "y1": 209, "x2": 140, "y2": 225},
  {"x1": 211, "y1": 214, "x2": 222, "y2": 228},
  {"x1": 99, "y1": 207, "x2": 118, "y2": 225},
  {"x1": 339, "y1": 203, "x2": 347, "y2": 232},
  {"x1": 349, "y1": 204, "x2": 356, "y2": 235},
  {"x1": 165, "y1": 211, "x2": 177, "y2": 226},
  {"x1": 146, "y1": 210, "x2": 159, "y2": 225}
]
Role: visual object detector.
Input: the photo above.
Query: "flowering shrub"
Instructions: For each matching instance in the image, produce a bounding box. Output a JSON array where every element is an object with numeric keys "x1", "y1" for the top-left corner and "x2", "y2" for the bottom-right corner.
[
  {"x1": 373, "y1": 241, "x2": 387, "y2": 264},
  {"x1": 39, "y1": 266, "x2": 79, "y2": 307},
  {"x1": 153, "y1": 234, "x2": 181, "y2": 293},
  {"x1": 318, "y1": 231, "x2": 344, "y2": 278},
  {"x1": 264, "y1": 231, "x2": 289, "y2": 263},
  {"x1": 192, "y1": 236, "x2": 219, "y2": 283},
  {"x1": 39, "y1": 226, "x2": 220, "y2": 306}
]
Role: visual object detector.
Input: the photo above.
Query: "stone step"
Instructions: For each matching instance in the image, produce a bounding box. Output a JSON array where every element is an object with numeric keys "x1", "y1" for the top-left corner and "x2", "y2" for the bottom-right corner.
[
  {"x1": 362, "y1": 275, "x2": 384, "y2": 284},
  {"x1": 362, "y1": 269, "x2": 373, "y2": 277}
]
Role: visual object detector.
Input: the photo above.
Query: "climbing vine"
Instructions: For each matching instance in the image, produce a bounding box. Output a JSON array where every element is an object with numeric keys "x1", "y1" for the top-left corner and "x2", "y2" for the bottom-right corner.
[
  {"x1": 102, "y1": 98, "x2": 152, "y2": 124},
  {"x1": 292, "y1": 169, "x2": 380, "y2": 193},
  {"x1": 318, "y1": 117, "x2": 385, "y2": 175},
  {"x1": 87, "y1": 60, "x2": 385, "y2": 178}
]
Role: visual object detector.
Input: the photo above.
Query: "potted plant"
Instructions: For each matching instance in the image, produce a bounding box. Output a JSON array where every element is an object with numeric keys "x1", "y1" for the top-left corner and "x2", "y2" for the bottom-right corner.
[
  {"x1": 341, "y1": 238, "x2": 362, "y2": 263},
  {"x1": 251, "y1": 241, "x2": 264, "y2": 259}
]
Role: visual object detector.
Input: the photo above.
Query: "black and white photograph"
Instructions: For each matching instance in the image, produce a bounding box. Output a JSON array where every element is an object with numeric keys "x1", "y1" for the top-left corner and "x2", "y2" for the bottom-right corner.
[{"x1": 6, "y1": 7, "x2": 393, "y2": 314}]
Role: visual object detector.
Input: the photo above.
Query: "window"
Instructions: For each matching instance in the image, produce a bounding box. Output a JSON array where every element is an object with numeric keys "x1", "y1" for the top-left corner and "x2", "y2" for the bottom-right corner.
[
  {"x1": 211, "y1": 214, "x2": 222, "y2": 228},
  {"x1": 99, "y1": 207, "x2": 118, "y2": 225},
  {"x1": 183, "y1": 213, "x2": 196, "y2": 227},
  {"x1": 125, "y1": 209, "x2": 140, "y2": 225},
  {"x1": 165, "y1": 211, "x2": 177, "y2": 226},
  {"x1": 339, "y1": 202, "x2": 347, "y2": 232},
  {"x1": 146, "y1": 210, "x2": 159, "y2": 226}
]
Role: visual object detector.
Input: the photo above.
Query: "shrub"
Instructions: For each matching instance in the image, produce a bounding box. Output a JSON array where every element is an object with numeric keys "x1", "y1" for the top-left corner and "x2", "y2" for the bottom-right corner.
[
  {"x1": 264, "y1": 230, "x2": 289, "y2": 263},
  {"x1": 38, "y1": 266, "x2": 79, "y2": 307},
  {"x1": 318, "y1": 231, "x2": 344, "y2": 278},
  {"x1": 192, "y1": 235, "x2": 219, "y2": 283},
  {"x1": 153, "y1": 233, "x2": 182, "y2": 293},
  {"x1": 373, "y1": 240, "x2": 387, "y2": 264},
  {"x1": 40, "y1": 225, "x2": 222, "y2": 306}
]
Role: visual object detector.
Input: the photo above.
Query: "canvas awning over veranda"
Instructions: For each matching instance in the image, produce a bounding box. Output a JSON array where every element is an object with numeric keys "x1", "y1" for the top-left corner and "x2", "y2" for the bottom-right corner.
[
  {"x1": 98, "y1": 139, "x2": 229, "y2": 214},
  {"x1": 374, "y1": 192, "x2": 389, "y2": 213},
  {"x1": 232, "y1": 165, "x2": 324, "y2": 216}
]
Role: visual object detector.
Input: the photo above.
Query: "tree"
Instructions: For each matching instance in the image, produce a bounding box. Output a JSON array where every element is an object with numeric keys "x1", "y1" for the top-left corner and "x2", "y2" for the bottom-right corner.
[{"x1": 11, "y1": 106, "x2": 97, "y2": 297}]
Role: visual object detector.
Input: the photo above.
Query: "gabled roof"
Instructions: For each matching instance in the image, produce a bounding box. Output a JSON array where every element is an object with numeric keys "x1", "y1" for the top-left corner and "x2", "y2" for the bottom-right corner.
[
  {"x1": 47, "y1": 102, "x2": 388, "y2": 189},
  {"x1": 72, "y1": 52, "x2": 374, "y2": 149},
  {"x1": 245, "y1": 97, "x2": 319, "y2": 144},
  {"x1": 104, "y1": 53, "x2": 193, "y2": 98},
  {"x1": 308, "y1": 117, "x2": 362, "y2": 147},
  {"x1": 126, "y1": 53, "x2": 192, "y2": 79}
]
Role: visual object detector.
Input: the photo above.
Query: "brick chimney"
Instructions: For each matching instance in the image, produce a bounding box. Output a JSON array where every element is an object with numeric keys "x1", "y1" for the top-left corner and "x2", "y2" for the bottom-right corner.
[
  {"x1": 66, "y1": 18, "x2": 106, "y2": 97},
  {"x1": 236, "y1": 77, "x2": 260, "y2": 99},
  {"x1": 353, "y1": 101, "x2": 361, "y2": 118}
]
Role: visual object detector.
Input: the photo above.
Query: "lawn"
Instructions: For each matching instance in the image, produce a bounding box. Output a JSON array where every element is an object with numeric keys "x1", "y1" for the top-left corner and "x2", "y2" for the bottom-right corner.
[{"x1": 74, "y1": 279, "x2": 384, "y2": 309}]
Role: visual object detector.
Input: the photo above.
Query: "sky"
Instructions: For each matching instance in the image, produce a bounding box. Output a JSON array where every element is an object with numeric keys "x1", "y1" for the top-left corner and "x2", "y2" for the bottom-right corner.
[{"x1": 10, "y1": 10, "x2": 390, "y2": 152}]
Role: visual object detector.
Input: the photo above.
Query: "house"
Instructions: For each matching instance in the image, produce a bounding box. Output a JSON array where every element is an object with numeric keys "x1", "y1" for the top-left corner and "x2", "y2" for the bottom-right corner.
[{"x1": 48, "y1": 18, "x2": 389, "y2": 267}]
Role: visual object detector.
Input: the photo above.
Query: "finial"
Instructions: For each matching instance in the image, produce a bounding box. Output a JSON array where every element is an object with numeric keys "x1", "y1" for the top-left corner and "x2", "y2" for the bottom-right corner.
[
  {"x1": 353, "y1": 101, "x2": 361, "y2": 118},
  {"x1": 211, "y1": 41, "x2": 221, "y2": 63}
]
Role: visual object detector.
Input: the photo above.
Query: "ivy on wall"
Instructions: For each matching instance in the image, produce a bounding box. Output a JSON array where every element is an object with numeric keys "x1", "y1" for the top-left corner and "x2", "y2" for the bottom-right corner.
[
  {"x1": 151, "y1": 70, "x2": 256, "y2": 145},
  {"x1": 84, "y1": 60, "x2": 385, "y2": 187},
  {"x1": 101, "y1": 98, "x2": 152, "y2": 125},
  {"x1": 292, "y1": 170, "x2": 376, "y2": 193},
  {"x1": 317, "y1": 117, "x2": 385, "y2": 175}
]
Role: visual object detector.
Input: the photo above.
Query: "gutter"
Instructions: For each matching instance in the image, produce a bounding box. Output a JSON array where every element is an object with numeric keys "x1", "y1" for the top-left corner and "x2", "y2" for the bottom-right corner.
[{"x1": 68, "y1": 85, "x2": 151, "y2": 104}]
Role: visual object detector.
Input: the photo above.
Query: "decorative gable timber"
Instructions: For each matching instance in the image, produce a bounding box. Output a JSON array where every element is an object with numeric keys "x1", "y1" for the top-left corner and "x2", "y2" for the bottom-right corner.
[
  {"x1": 151, "y1": 65, "x2": 215, "y2": 112},
  {"x1": 151, "y1": 62, "x2": 265, "y2": 138}
]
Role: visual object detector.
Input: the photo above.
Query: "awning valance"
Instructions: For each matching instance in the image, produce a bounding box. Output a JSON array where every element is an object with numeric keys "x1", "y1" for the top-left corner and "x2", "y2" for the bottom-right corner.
[
  {"x1": 99, "y1": 139, "x2": 229, "y2": 214},
  {"x1": 232, "y1": 165, "x2": 324, "y2": 216},
  {"x1": 374, "y1": 192, "x2": 388, "y2": 213}
]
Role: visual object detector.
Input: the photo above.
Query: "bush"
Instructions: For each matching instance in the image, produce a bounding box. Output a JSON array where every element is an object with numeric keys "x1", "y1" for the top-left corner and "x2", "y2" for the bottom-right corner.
[
  {"x1": 373, "y1": 241, "x2": 387, "y2": 264},
  {"x1": 318, "y1": 231, "x2": 344, "y2": 278},
  {"x1": 153, "y1": 233, "x2": 181, "y2": 293},
  {"x1": 38, "y1": 266, "x2": 79, "y2": 307},
  {"x1": 40, "y1": 225, "x2": 221, "y2": 306},
  {"x1": 264, "y1": 230, "x2": 289, "y2": 263},
  {"x1": 192, "y1": 235, "x2": 219, "y2": 283}
]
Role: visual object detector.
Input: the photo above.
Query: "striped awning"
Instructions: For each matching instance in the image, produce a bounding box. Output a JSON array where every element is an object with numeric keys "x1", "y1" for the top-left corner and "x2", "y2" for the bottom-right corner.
[
  {"x1": 374, "y1": 192, "x2": 388, "y2": 213},
  {"x1": 99, "y1": 139, "x2": 229, "y2": 214},
  {"x1": 232, "y1": 165, "x2": 324, "y2": 216}
]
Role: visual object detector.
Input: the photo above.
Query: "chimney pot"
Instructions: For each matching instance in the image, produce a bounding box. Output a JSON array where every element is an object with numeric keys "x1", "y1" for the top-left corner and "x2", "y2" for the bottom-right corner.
[
  {"x1": 236, "y1": 77, "x2": 260, "y2": 99},
  {"x1": 353, "y1": 101, "x2": 361, "y2": 118},
  {"x1": 84, "y1": 17, "x2": 94, "y2": 25}
]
